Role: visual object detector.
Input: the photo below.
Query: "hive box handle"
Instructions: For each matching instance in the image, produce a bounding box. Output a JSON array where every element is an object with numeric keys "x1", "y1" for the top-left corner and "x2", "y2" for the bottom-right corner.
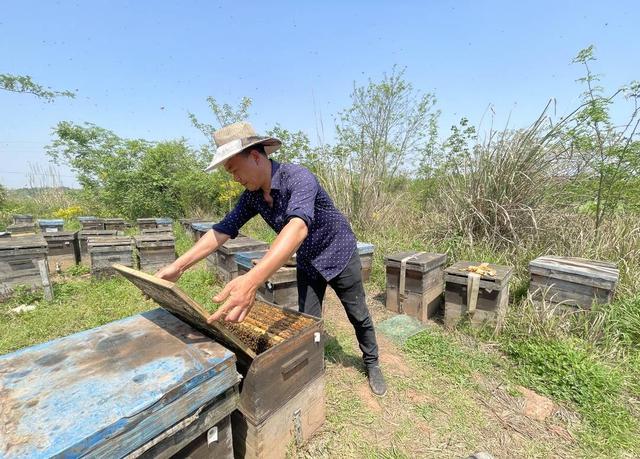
[{"x1": 281, "y1": 350, "x2": 309, "y2": 380}]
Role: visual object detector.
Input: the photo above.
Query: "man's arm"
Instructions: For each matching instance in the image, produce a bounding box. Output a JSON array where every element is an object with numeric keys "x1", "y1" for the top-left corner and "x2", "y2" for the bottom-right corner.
[
  {"x1": 155, "y1": 229, "x2": 230, "y2": 281},
  {"x1": 208, "y1": 217, "x2": 308, "y2": 323}
]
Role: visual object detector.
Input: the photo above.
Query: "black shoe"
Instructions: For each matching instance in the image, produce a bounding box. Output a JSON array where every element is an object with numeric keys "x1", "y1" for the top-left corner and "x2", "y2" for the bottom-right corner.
[{"x1": 367, "y1": 365, "x2": 387, "y2": 397}]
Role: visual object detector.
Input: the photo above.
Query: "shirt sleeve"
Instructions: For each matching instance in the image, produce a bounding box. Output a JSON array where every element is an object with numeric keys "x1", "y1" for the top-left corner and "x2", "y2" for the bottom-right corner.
[
  {"x1": 212, "y1": 192, "x2": 258, "y2": 238},
  {"x1": 285, "y1": 168, "x2": 318, "y2": 228}
]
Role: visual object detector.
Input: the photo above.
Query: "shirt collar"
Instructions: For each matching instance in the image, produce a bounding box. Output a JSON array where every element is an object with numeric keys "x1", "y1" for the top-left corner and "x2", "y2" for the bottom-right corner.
[{"x1": 270, "y1": 159, "x2": 282, "y2": 190}]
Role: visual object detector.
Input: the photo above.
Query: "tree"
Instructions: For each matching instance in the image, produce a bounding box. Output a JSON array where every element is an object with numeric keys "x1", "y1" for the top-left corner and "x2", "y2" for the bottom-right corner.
[
  {"x1": 46, "y1": 122, "x2": 226, "y2": 218},
  {"x1": 567, "y1": 46, "x2": 640, "y2": 237},
  {"x1": 324, "y1": 67, "x2": 440, "y2": 227},
  {"x1": 0, "y1": 73, "x2": 75, "y2": 102}
]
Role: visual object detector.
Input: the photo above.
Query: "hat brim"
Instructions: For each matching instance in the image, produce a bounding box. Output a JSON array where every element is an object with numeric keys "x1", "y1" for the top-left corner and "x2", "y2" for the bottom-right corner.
[{"x1": 203, "y1": 137, "x2": 282, "y2": 172}]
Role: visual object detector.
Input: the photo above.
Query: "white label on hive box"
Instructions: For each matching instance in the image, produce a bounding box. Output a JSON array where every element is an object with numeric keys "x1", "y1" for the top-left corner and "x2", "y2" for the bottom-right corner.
[
  {"x1": 207, "y1": 426, "x2": 218, "y2": 445},
  {"x1": 45, "y1": 228, "x2": 59, "y2": 233}
]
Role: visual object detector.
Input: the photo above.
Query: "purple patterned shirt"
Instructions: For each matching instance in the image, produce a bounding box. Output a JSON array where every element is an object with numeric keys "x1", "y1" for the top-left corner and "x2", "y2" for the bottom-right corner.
[{"x1": 212, "y1": 160, "x2": 357, "y2": 281}]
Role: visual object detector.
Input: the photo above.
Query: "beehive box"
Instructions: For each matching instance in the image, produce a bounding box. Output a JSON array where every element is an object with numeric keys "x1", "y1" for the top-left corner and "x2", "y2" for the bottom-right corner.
[
  {"x1": 0, "y1": 235, "x2": 51, "y2": 300},
  {"x1": 137, "y1": 217, "x2": 158, "y2": 230},
  {"x1": 116, "y1": 266, "x2": 326, "y2": 459},
  {"x1": 207, "y1": 236, "x2": 269, "y2": 283},
  {"x1": 358, "y1": 242, "x2": 375, "y2": 282},
  {"x1": 444, "y1": 261, "x2": 513, "y2": 329},
  {"x1": 78, "y1": 229, "x2": 118, "y2": 266},
  {"x1": 13, "y1": 214, "x2": 33, "y2": 225},
  {"x1": 103, "y1": 217, "x2": 126, "y2": 232},
  {"x1": 78, "y1": 216, "x2": 104, "y2": 230},
  {"x1": 179, "y1": 217, "x2": 199, "y2": 231},
  {"x1": 135, "y1": 233, "x2": 177, "y2": 273},
  {"x1": 141, "y1": 226, "x2": 174, "y2": 236},
  {"x1": 37, "y1": 219, "x2": 64, "y2": 233},
  {"x1": 43, "y1": 231, "x2": 79, "y2": 274},
  {"x1": 236, "y1": 250, "x2": 298, "y2": 309},
  {"x1": 156, "y1": 217, "x2": 173, "y2": 230},
  {"x1": 0, "y1": 308, "x2": 240, "y2": 458},
  {"x1": 384, "y1": 251, "x2": 447, "y2": 322},
  {"x1": 528, "y1": 256, "x2": 619, "y2": 310},
  {"x1": 88, "y1": 236, "x2": 134, "y2": 277},
  {"x1": 191, "y1": 222, "x2": 215, "y2": 241},
  {"x1": 6, "y1": 223, "x2": 36, "y2": 236}
]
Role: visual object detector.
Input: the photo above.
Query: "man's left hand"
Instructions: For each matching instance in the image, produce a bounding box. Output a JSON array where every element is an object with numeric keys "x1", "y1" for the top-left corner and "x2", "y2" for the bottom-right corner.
[{"x1": 207, "y1": 274, "x2": 258, "y2": 323}]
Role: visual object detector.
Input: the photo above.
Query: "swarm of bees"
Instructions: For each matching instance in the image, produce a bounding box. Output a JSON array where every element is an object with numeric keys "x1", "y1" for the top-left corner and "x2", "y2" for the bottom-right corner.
[{"x1": 461, "y1": 262, "x2": 496, "y2": 277}]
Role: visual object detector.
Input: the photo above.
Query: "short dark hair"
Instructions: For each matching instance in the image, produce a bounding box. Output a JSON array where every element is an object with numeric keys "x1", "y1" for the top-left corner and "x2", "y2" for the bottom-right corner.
[{"x1": 241, "y1": 144, "x2": 266, "y2": 157}]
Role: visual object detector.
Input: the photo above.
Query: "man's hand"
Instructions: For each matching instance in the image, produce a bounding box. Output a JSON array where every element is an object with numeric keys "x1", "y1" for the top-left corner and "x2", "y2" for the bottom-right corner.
[
  {"x1": 155, "y1": 263, "x2": 183, "y2": 282},
  {"x1": 207, "y1": 274, "x2": 259, "y2": 323}
]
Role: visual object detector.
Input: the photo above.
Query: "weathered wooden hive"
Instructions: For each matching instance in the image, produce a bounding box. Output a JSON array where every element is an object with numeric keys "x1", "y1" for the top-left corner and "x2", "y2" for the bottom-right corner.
[
  {"x1": 0, "y1": 308, "x2": 241, "y2": 458},
  {"x1": 6, "y1": 223, "x2": 36, "y2": 236},
  {"x1": 179, "y1": 217, "x2": 200, "y2": 231},
  {"x1": 12, "y1": 214, "x2": 33, "y2": 225},
  {"x1": 42, "y1": 231, "x2": 79, "y2": 274},
  {"x1": 88, "y1": 236, "x2": 134, "y2": 277},
  {"x1": 155, "y1": 217, "x2": 173, "y2": 230},
  {"x1": 137, "y1": 217, "x2": 158, "y2": 230},
  {"x1": 77, "y1": 229, "x2": 118, "y2": 266},
  {"x1": 141, "y1": 226, "x2": 174, "y2": 236},
  {"x1": 528, "y1": 256, "x2": 619, "y2": 310},
  {"x1": 78, "y1": 216, "x2": 105, "y2": 230},
  {"x1": 444, "y1": 261, "x2": 513, "y2": 329},
  {"x1": 236, "y1": 250, "x2": 298, "y2": 309},
  {"x1": 103, "y1": 217, "x2": 126, "y2": 232},
  {"x1": 384, "y1": 251, "x2": 447, "y2": 322},
  {"x1": 135, "y1": 233, "x2": 177, "y2": 273},
  {"x1": 191, "y1": 222, "x2": 216, "y2": 241},
  {"x1": 207, "y1": 236, "x2": 269, "y2": 283},
  {"x1": 222, "y1": 301, "x2": 325, "y2": 459},
  {"x1": 358, "y1": 242, "x2": 375, "y2": 282},
  {"x1": 37, "y1": 219, "x2": 64, "y2": 233},
  {"x1": 0, "y1": 235, "x2": 50, "y2": 299}
]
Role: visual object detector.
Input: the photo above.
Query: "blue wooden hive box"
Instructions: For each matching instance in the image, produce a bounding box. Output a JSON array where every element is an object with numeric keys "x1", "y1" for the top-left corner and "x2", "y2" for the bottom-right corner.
[{"x1": 0, "y1": 308, "x2": 241, "y2": 458}]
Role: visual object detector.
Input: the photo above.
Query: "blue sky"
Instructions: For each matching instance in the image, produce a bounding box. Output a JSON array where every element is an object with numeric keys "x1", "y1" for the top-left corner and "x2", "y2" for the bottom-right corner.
[{"x1": 1, "y1": 0, "x2": 638, "y2": 188}]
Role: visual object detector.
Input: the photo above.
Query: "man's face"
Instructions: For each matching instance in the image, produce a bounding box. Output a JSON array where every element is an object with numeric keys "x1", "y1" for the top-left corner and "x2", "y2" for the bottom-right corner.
[{"x1": 224, "y1": 150, "x2": 262, "y2": 191}]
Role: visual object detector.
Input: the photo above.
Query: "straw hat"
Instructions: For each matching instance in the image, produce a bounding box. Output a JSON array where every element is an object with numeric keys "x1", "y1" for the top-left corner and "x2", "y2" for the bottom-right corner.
[{"x1": 203, "y1": 121, "x2": 282, "y2": 172}]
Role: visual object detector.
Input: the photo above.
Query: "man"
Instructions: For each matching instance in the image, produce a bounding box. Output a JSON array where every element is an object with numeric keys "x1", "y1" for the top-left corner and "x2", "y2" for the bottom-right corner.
[{"x1": 156, "y1": 121, "x2": 387, "y2": 396}]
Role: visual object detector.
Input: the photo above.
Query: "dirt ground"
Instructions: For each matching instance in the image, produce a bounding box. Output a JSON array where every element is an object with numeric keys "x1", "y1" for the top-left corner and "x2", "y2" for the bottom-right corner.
[{"x1": 296, "y1": 287, "x2": 579, "y2": 459}]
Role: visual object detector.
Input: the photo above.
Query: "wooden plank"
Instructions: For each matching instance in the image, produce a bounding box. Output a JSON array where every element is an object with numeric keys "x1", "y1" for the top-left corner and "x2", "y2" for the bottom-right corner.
[
  {"x1": 528, "y1": 265, "x2": 617, "y2": 290},
  {"x1": 529, "y1": 256, "x2": 619, "y2": 283},
  {"x1": 113, "y1": 264, "x2": 257, "y2": 360}
]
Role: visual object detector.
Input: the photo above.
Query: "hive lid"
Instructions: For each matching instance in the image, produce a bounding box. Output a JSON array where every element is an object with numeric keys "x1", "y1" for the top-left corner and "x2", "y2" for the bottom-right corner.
[
  {"x1": 219, "y1": 236, "x2": 269, "y2": 254},
  {"x1": 155, "y1": 217, "x2": 173, "y2": 224},
  {"x1": 384, "y1": 251, "x2": 447, "y2": 272},
  {"x1": 103, "y1": 217, "x2": 125, "y2": 223},
  {"x1": 445, "y1": 261, "x2": 513, "y2": 289},
  {"x1": 191, "y1": 222, "x2": 216, "y2": 232},
  {"x1": 0, "y1": 308, "x2": 239, "y2": 459},
  {"x1": 134, "y1": 233, "x2": 175, "y2": 243},
  {"x1": 235, "y1": 250, "x2": 297, "y2": 269},
  {"x1": 357, "y1": 242, "x2": 374, "y2": 255},
  {"x1": 0, "y1": 235, "x2": 47, "y2": 250},
  {"x1": 529, "y1": 256, "x2": 619, "y2": 284},
  {"x1": 37, "y1": 219, "x2": 64, "y2": 226},
  {"x1": 87, "y1": 236, "x2": 132, "y2": 247},
  {"x1": 113, "y1": 264, "x2": 256, "y2": 360},
  {"x1": 43, "y1": 231, "x2": 78, "y2": 240},
  {"x1": 78, "y1": 229, "x2": 118, "y2": 238}
]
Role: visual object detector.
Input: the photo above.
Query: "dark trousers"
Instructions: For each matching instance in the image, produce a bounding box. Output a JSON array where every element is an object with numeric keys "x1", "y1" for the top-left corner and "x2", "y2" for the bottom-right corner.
[{"x1": 297, "y1": 248, "x2": 379, "y2": 367}]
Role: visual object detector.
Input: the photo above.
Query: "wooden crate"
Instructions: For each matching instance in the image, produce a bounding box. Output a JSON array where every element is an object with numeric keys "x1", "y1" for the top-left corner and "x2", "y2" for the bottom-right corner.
[
  {"x1": 236, "y1": 250, "x2": 298, "y2": 309},
  {"x1": 0, "y1": 308, "x2": 240, "y2": 458},
  {"x1": 528, "y1": 256, "x2": 619, "y2": 310},
  {"x1": 78, "y1": 216, "x2": 105, "y2": 230},
  {"x1": 0, "y1": 235, "x2": 51, "y2": 300},
  {"x1": 137, "y1": 217, "x2": 158, "y2": 230},
  {"x1": 135, "y1": 233, "x2": 177, "y2": 273},
  {"x1": 384, "y1": 251, "x2": 447, "y2": 322},
  {"x1": 444, "y1": 261, "x2": 513, "y2": 330},
  {"x1": 7, "y1": 223, "x2": 36, "y2": 236},
  {"x1": 232, "y1": 375, "x2": 325, "y2": 459},
  {"x1": 357, "y1": 242, "x2": 375, "y2": 282},
  {"x1": 207, "y1": 236, "x2": 269, "y2": 283},
  {"x1": 43, "y1": 231, "x2": 79, "y2": 273},
  {"x1": 12, "y1": 214, "x2": 33, "y2": 225},
  {"x1": 88, "y1": 235, "x2": 134, "y2": 277},
  {"x1": 103, "y1": 217, "x2": 126, "y2": 232},
  {"x1": 37, "y1": 219, "x2": 64, "y2": 233},
  {"x1": 78, "y1": 229, "x2": 118, "y2": 266}
]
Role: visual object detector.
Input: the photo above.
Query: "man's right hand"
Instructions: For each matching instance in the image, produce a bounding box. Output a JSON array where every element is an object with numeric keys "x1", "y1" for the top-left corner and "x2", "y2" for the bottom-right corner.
[{"x1": 155, "y1": 263, "x2": 183, "y2": 282}]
